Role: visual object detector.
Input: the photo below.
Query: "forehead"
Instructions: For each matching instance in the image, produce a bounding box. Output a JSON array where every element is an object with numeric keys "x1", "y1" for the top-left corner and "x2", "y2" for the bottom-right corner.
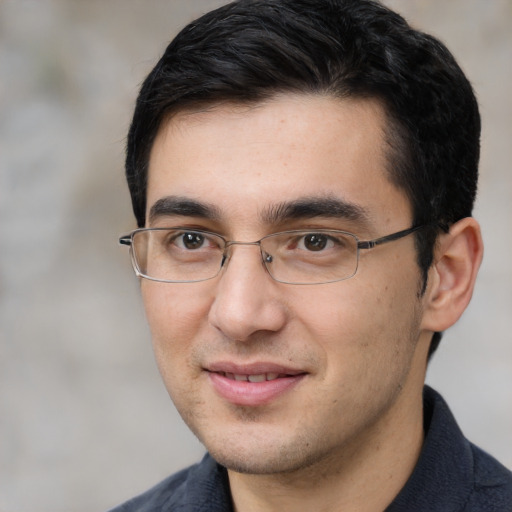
[{"x1": 147, "y1": 94, "x2": 412, "y2": 233}]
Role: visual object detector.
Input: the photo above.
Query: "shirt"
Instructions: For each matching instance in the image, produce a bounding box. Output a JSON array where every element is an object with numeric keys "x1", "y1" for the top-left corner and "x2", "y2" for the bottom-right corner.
[{"x1": 109, "y1": 386, "x2": 512, "y2": 511}]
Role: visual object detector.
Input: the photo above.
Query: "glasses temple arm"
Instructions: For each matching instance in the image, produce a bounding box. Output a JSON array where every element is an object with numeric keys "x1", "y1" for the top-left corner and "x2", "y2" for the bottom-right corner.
[
  {"x1": 357, "y1": 225, "x2": 428, "y2": 250},
  {"x1": 119, "y1": 236, "x2": 133, "y2": 246}
]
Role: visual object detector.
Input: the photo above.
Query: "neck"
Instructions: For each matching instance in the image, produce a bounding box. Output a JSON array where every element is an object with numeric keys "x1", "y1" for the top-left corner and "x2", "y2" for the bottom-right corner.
[{"x1": 228, "y1": 381, "x2": 425, "y2": 512}]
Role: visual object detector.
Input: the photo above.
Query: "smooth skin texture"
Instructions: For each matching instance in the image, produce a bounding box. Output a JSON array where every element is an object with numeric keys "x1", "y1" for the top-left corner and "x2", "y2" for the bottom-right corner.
[{"x1": 142, "y1": 95, "x2": 483, "y2": 512}]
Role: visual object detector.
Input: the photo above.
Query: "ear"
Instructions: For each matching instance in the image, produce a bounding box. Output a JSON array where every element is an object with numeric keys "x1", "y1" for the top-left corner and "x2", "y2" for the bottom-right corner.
[{"x1": 421, "y1": 217, "x2": 483, "y2": 332}]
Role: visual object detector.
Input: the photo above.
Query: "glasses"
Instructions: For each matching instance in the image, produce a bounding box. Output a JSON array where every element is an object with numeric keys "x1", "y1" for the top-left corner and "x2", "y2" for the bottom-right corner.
[{"x1": 119, "y1": 225, "x2": 424, "y2": 285}]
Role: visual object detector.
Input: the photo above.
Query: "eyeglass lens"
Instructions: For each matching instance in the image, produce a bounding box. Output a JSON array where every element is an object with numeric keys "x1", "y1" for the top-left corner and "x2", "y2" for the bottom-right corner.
[{"x1": 131, "y1": 228, "x2": 360, "y2": 284}]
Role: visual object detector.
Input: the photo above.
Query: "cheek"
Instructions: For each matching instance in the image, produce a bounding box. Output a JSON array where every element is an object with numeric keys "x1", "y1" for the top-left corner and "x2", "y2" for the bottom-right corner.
[
  {"x1": 141, "y1": 282, "x2": 212, "y2": 368},
  {"x1": 290, "y1": 281, "x2": 389, "y2": 344},
  {"x1": 141, "y1": 283, "x2": 217, "y2": 424},
  {"x1": 291, "y1": 273, "x2": 421, "y2": 370}
]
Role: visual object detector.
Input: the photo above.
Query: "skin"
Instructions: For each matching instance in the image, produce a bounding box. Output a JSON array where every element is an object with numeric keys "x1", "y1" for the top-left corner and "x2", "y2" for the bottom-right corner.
[{"x1": 141, "y1": 94, "x2": 482, "y2": 511}]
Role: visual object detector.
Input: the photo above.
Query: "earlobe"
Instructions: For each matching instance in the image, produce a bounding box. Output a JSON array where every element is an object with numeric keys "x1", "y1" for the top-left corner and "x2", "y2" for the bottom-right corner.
[{"x1": 421, "y1": 217, "x2": 483, "y2": 332}]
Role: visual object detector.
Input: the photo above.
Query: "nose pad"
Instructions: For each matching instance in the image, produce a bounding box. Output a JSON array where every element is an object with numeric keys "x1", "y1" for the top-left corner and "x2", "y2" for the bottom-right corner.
[{"x1": 263, "y1": 251, "x2": 273, "y2": 264}]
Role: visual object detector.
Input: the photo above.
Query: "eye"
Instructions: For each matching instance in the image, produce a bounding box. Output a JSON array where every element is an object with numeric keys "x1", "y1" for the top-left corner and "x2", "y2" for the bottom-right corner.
[
  {"x1": 298, "y1": 233, "x2": 334, "y2": 252},
  {"x1": 173, "y1": 232, "x2": 207, "y2": 250}
]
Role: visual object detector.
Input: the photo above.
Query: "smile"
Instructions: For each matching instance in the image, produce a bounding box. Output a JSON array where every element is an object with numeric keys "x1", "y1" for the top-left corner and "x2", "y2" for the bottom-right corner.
[
  {"x1": 206, "y1": 364, "x2": 307, "y2": 406},
  {"x1": 220, "y1": 372, "x2": 286, "y2": 382}
]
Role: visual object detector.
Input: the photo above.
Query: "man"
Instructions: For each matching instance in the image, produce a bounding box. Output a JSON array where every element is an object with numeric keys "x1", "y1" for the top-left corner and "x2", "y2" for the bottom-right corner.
[{"x1": 112, "y1": 0, "x2": 512, "y2": 510}]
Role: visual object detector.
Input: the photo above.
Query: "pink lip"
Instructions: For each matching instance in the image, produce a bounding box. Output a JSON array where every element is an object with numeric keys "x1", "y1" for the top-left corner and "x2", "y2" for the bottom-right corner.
[{"x1": 205, "y1": 362, "x2": 307, "y2": 407}]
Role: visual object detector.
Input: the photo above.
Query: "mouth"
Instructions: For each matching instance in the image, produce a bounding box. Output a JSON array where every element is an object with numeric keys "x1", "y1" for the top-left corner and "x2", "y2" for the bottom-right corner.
[
  {"x1": 205, "y1": 363, "x2": 307, "y2": 406},
  {"x1": 217, "y1": 371, "x2": 291, "y2": 383}
]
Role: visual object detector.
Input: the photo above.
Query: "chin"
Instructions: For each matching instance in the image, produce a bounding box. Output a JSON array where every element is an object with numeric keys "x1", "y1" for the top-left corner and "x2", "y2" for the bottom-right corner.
[
  {"x1": 209, "y1": 449, "x2": 305, "y2": 475},
  {"x1": 203, "y1": 429, "x2": 334, "y2": 476}
]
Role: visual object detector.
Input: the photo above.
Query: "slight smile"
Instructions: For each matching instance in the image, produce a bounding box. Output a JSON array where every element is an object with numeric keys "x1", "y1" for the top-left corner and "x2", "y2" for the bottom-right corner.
[{"x1": 206, "y1": 363, "x2": 307, "y2": 407}]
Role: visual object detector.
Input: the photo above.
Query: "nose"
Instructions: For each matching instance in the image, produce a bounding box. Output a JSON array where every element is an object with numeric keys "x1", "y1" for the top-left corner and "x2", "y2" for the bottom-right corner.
[{"x1": 208, "y1": 244, "x2": 288, "y2": 342}]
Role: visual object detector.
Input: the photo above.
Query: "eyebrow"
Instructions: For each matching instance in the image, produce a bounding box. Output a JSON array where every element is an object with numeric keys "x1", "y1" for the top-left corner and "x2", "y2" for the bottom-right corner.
[
  {"x1": 148, "y1": 194, "x2": 371, "y2": 228},
  {"x1": 261, "y1": 196, "x2": 371, "y2": 226},
  {"x1": 148, "y1": 196, "x2": 222, "y2": 224}
]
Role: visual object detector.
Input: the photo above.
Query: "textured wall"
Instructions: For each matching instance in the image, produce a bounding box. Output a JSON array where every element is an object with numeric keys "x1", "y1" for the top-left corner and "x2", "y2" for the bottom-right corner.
[{"x1": 0, "y1": 1, "x2": 510, "y2": 511}]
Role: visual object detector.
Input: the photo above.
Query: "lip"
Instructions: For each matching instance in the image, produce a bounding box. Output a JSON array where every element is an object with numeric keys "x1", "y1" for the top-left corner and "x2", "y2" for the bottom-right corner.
[{"x1": 205, "y1": 361, "x2": 307, "y2": 407}]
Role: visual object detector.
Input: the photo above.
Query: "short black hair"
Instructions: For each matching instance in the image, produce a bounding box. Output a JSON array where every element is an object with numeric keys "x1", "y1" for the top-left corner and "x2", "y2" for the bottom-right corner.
[{"x1": 125, "y1": 0, "x2": 480, "y2": 358}]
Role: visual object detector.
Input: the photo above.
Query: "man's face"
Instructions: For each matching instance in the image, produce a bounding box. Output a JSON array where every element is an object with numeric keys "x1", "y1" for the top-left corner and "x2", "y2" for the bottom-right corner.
[{"x1": 143, "y1": 95, "x2": 432, "y2": 475}]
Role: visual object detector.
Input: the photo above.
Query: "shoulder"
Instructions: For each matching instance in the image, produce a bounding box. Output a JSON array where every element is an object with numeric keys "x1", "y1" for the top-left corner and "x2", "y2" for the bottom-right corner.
[
  {"x1": 108, "y1": 467, "x2": 190, "y2": 512},
  {"x1": 387, "y1": 387, "x2": 512, "y2": 512},
  {"x1": 425, "y1": 387, "x2": 512, "y2": 511},
  {"x1": 463, "y1": 443, "x2": 512, "y2": 512},
  {"x1": 107, "y1": 454, "x2": 231, "y2": 512}
]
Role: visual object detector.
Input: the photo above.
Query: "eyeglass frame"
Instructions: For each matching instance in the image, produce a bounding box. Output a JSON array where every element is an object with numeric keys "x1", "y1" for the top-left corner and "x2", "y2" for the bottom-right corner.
[{"x1": 119, "y1": 224, "x2": 430, "y2": 285}]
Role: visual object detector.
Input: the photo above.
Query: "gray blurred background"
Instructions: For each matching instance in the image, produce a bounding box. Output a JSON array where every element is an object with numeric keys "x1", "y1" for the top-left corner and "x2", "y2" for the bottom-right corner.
[{"x1": 0, "y1": 1, "x2": 510, "y2": 511}]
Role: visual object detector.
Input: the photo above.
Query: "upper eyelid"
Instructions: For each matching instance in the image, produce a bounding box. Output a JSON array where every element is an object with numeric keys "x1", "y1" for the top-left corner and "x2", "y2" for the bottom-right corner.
[
  {"x1": 147, "y1": 227, "x2": 360, "y2": 242},
  {"x1": 266, "y1": 229, "x2": 356, "y2": 238},
  {"x1": 153, "y1": 226, "x2": 224, "y2": 236},
  {"x1": 287, "y1": 232, "x2": 353, "y2": 246},
  {"x1": 271, "y1": 221, "x2": 367, "y2": 236},
  {"x1": 169, "y1": 228, "x2": 225, "y2": 240},
  {"x1": 171, "y1": 230, "x2": 221, "y2": 245}
]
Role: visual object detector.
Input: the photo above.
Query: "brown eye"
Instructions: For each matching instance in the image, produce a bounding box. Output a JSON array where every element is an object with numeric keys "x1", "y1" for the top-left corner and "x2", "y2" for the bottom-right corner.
[
  {"x1": 178, "y1": 232, "x2": 206, "y2": 250},
  {"x1": 302, "y1": 234, "x2": 329, "y2": 251}
]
